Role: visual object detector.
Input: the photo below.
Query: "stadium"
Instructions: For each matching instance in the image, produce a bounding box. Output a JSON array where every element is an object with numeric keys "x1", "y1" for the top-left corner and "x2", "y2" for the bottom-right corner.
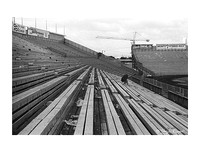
[{"x1": 12, "y1": 18, "x2": 188, "y2": 135}]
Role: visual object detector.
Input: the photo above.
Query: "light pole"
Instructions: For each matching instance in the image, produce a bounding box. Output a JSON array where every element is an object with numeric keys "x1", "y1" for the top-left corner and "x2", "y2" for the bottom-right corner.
[
  {"x1": 21, "y1": 17, "x2": 23, "y2": 25},
  {"x1": 46, "y1": 20, "x2": 47, "y2": 31},
  {"x1": 35, "y1": 18, "x2": 37, "y2": 28}
]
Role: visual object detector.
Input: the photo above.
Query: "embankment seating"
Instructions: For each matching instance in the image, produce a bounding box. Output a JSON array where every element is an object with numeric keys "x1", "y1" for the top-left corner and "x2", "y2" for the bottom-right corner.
[
  {"x1": 19, "y1": 67, "x2": 91, "y2": 135},
  {"x1": 13, "y1": 66, "x2": 88, "y2": 134}
]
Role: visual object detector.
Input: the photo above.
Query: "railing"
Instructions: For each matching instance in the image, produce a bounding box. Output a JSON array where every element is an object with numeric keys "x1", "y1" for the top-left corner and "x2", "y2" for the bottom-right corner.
[{"x1": 143, "y1": 77, "x2": 188, "y2": 98}]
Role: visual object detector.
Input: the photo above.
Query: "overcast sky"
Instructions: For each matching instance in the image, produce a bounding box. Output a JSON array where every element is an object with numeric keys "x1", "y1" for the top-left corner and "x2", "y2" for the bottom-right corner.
[
  {"x1": 13, "y1": 0, "x2": 188, "y2": 58},
  {"x1": 14, "y1": 17, "x2": 187, "y2": 58}
]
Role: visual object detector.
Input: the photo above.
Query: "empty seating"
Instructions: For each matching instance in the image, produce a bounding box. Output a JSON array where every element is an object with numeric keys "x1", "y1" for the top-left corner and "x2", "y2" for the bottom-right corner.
[
  {"x1": 13, "y1": 66, "x2": 88, "y2": 134},
  {"x1": 100, "y1": 70, "x2": 188, "y2": 135},
  {"x1": 74, "y1": 68, "x2": 95, "y2": 135},
  {"x1": 13, "y1": 65, "x2": 82, "y2": 95},
  {"x1": 135, "y1": 49, "x2": 188, "y2": 75},
  {"x1": 19, "y1": 67, "x2": 91, "y2": 135},
  {"x1": 12, "y1": 32, "x2": 188, "y2": 135}
]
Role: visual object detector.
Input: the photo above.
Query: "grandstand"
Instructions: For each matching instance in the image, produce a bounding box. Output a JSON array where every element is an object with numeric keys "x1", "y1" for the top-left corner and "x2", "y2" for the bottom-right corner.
[
  {"x1": 131, "y1": 44, "x2": 188, "y2": 92},
  {"x1": 133, "y1": 45, "x2": 188, "y2": 76},
  {"x1": 12, "y1": 22, "x2": 188, "y2": 135}
]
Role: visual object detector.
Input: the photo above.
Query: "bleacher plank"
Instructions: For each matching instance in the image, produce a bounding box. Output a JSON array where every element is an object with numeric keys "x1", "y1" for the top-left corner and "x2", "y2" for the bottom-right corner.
[
  {"x1": 48, "y1": 68, "x2": 91, "y2": 135},
  {"x1": 111, "y1": 80, "x2": 130, "y2": 98},
  {"x1": 117, "y1": 83, "x2": 141, "y2": 101},
  {"x1": 102, "y1": 71, "x2": 150, "y2": 134},
  {"x1": 131, "y1": 99, "x2": 169, "y2": 135},
  {"x1": 165, "y1": 111, "x2": 188, "y2": 127},
  {"x1": 13, "y1": 66, "x2": 87, "y2": 134},
  {"x1": 13, "y1": 80, "x2": 66, "y2": 123},
  {"x1": 113, "y1": 94, "x2": 144, "y2": 135},
  {"x1": 18, "y1": 82, "x2": 76, "y2": 135},
  {"x1": 84, "y1": 85, "x2": 94, "y2": 135},
  {"x1": 104, "y1": 90, "x2": 126, "y2": 135},
  {"x1": 138, "y1": 102, "x2": 181, "y2": 135},
  {"x1": 127, "y1": 99, "x2": 162, "y2": 135},
  {"x1": 74, "y1": 67, "x2": 94, "y2": 135},
  {"x1": 13, "y1": 70, "x2": 54, "y2": 87},
  {"x1": 13, "y1": 76, "x2": 67, "y2": 113},
  {"x1": 19, "y1": 68, "x2": 90, "y2": 135},
  {"x1": 153, "y1": 107, "x2": 188, "y2": 135},
  {"x1": 104, "y1": 72, "x2": 130, "y2": 98},
  {"x1": 103, "y1": 72, "x2": 169, "y2": 134},
  {"x1": 178, "y1": 115, "x2": 188, "y2": 122},
  {"x1": 101, "y1": 71, "x2": 118, "y2": 93},
  {"x1": 98, "y1": 70, "x2": 126, "y2": 135},
  {"x1": 29, "y1": 81, "x2": 82, "y2": 135},
  {"x1": 128, "y1": 79, "x2": 188, "y2": 115},
  {"x1": 154, "y1": 94, "x2": 188, "y2": 115},
  {"x1": 101, "y1": 89, "x2": 117, "y2": 135},
  {"x1": 74, "y1": 85, "x2": 91, "y2": 135}
]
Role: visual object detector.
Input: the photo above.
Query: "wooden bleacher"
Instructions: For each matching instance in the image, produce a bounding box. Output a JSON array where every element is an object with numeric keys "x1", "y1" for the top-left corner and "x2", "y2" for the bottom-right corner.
[
  {"x1": 12, "y1": 32, "x2": 188, "y2": 135},
  {"x1": 13, "y1": 65, "x2": 83, "y2": 95},
  {"x1": 13, "y1": 66, "x2": 88, "y2": 134},
  {"x1": 101, "y1": 71, "x2": 188, "y2": 135},
  {"x1": 14, "y1": 65, "x2": 188, "y2": 135},
  {"x1": 19, "y1": 67, "x2": 91, "y2": 135},
  {"x1": 74, "y1": 68, "x2": 95, "y2": 135}
]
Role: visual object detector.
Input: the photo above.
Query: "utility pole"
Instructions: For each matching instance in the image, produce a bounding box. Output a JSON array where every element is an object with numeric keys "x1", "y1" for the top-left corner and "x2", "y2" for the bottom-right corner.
[
  {"x1": 21, "y1": 17, "x2": 23, "y2": 25},
  {"x1": 46, "y1": 20, "x2": 47, "y2": 31},
  {"x1": 13, "y1": 17, "x2": 15, "y2": 24},
  {"x1": 55, "y1": 23, "x2": 57, "y2": 33}
]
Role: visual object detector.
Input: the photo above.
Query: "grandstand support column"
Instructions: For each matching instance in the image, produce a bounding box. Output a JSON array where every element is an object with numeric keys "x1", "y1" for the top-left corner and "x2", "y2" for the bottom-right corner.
[
  {"x1": 140, "y1": 74, "x2": 144, "y2": 86},
  {"x1": 161, "y1": 83, "x2": 169, "y2": 98}
]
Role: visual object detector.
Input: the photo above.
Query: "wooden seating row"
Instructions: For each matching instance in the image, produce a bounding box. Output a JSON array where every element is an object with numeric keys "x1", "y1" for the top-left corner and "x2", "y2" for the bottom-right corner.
[
  {"x1": 128, "y1": 99, "x2": 182, "y2": 135},
  {"x1": 13, "y1": 65, "x2": 82, "y2": 95},
  {"x1": 12, "y1": 66, "x2": 88, "y2": 134},
  {"x1": 106, "y1": 72, "x2": 188, "y2": 116},
  {"x1": 128, "y1": 79, "x2": 188, "y2": 116},
  {"x1": 13, "y1": 63, "x2": 81, "y2": 78},
  {"x1": 13, "y1": 66, "x2": 42, "y2": 74},
  {"x1": 100, "y1": 70, "x2": 150, "y2": 135},
  {"x1": 74, "y1": 69, "x2": 95, "y2": 135},
  {"x1": 101, "y1": 71, "x2": 188, "y2": 135},
  {"x1": 19, "y1": 67, "x2": 91, "y2": 135},
  {"x1": 100, "y1": 71, "x2": 117, "y2": 93},
  {"x1": 97, "y1": 70, "x2": 126, "y2": 135}
]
